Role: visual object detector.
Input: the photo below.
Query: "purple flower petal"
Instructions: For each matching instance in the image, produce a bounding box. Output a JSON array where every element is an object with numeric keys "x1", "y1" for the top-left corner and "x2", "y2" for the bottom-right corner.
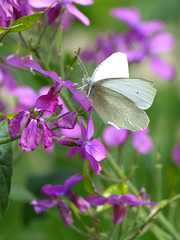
[
  {"x1": 55, "y1": 111, "x2": 78, "y2": 129},
  {"x1": 107, "y1": 195, "x2": 121, "y2": 205},
  {"x1": 113, "y1": 203, "x2": 128, "y2": 224},
  {"x1": 31, "y1": 199, "x2": 56, "y2": 213},
  {"x1": 61, "y1": 123, "x2": 81, "y2": 137},
  {"x1": 66, "y1": 190, "x2": 90, "y2": 213},
  {"x1": 41, "y1": 184, "x2": 65, "y2": 197},
  {"x1": 120, "y1": 194, "x2": 141, "y2": 206},
  {"x1": 172, "y1": 143, "x2": 180, "y2": 165},
  {"x1": 138, "y1": 21, "x2": 165, "y2": 36},
  {"x1": 11, "y1": 86, "x2": 37, "y2": 107},
  {"x1": 25, "y1": 60, "x2": 61, "y2": 83},
  {"x1": 150, "y1": 56, "x2": 175, "y2": 81},
  {"x1": 86, "y1": 195, "x2": 108, "y2": 206},
  {"x1": 86, "y1": 152, "x2": 102, "y2": 174},
  {"x1": 63, "y1": 81, "x2": 91, "y2": 112},
  {"x1": 28, "y1": 0, "x2": 57, "y2": 8},
  {"x1": 132, "y1": 129, "x2": 153, "y2": 154},
  {"x1": 85, "y1": 139, "x2": 106, "y2": 162},
  {"x1": 5, "y1": 54, "x2": 27, "y2": 68},
  {"x1": 64, "y1": 173, "x2": 83, "y2": 190},
  {"x1": 58, "y1": 200, "x2": 73, "y2": 226},
  {"x1": 39, "y1": 118, "x2": 54, "y2": 149},
  {"x1": 149, "y1": 33, "x2": 175, "y2": 53},
  {"x1": 47, "y1": 3, "x2": 61, "y2": 25},
  {"x1": 57, "y1": 136, "x2": 82, "y2": 147},
  {"x1": 86, "y1": 107, "x2": 94, "y2": 140},
  {"x1": 103, "y1": 126, "x2": 129, "y2": 147},
  {"x1": 36, "y1": 94, "x2": 58, "y2": 112},
  {"x1": 8, "y1": 111, "x2": 29, "y2": 138},
  {"x1": 65, "y1": 3, "x2": 90, "y2": 26},
  {"x1": 110, "y1": 7, "x2": 140, "y2": 27},
  {"x1": 67, "y1": 146, "x2": 86, "y2": 159},
  {"x1": 19, "y1": 119, "x2": 42, "y2": 151},
  {"x1": 81, "y1": 117, "x2": 87, "y2": 141},
  {"x1": 65, "y1": 0, "x2": 94, "y2": 5}
]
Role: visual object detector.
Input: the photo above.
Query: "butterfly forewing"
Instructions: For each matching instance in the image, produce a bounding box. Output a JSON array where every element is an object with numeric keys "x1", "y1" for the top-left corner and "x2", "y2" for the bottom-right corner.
[
  {"x1": 95, "y1": 78, "x2": 156, "y2": 110},
  {"x1": 91, "y1": 85, "x2": 149, "y2": 131},
  {"x1": 91, "y1": 52, "x2": 129, "y2": 83}
]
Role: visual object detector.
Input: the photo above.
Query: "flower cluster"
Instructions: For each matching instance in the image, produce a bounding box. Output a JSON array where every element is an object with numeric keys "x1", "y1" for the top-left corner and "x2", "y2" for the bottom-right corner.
[
  {"x1": 31, "y1": 173, "x2": 90, "y2": 226},
  {"x1": 81, "y1": 7, "x2": 175, "y2": 81}
]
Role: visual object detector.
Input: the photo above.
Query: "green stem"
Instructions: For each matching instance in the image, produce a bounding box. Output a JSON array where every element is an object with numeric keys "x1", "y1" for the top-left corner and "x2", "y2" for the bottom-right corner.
[
  {"x1": 0, "y1": 134, "x2": 21, "y2": 145},
  {"x1": 37, "y1": 24, "x2": 48, "y2": 46},
  {"x1": 106, "y1": 153, "x2": 180, "y2": 240}
]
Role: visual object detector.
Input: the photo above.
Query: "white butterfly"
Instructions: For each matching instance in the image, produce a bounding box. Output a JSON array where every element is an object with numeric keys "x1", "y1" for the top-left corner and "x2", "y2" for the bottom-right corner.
[{"x1": 82, "y1": 52, "x2": 157, "y2": 131}]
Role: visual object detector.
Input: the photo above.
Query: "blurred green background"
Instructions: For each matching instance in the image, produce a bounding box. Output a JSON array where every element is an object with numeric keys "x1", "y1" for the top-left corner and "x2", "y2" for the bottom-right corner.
[{"x1": 0, "y1": 0, "x2": 180, "y2": 239}]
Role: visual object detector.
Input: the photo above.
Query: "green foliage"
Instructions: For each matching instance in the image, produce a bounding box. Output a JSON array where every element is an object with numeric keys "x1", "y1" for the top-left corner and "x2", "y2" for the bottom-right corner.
[
  {"x1": 0, "y1": 13, "x2": 43, "y2": 35},
  {"x1": 0, "y1": 121, "x2": 13, "y2": 218}
]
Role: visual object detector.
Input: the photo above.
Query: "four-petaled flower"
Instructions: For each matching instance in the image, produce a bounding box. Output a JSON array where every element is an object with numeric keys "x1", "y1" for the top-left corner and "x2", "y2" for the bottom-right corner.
[{"x1": 57, "y1": 108, "x2": 106, "y2": 174}]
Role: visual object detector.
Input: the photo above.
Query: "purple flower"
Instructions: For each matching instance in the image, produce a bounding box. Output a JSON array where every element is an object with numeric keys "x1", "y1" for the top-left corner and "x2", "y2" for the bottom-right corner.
[
  {"x1": 31, "y1": 198, "x2": 73, "y2": 226},
  {"x1": 132, "y1": 128, "x2": 153, "y2": 154},
  {"x1": 172, "y1": 143, "x2": 180, "y2": 165},
  {"x1": 110, "y1": 7, "x2": 175, "y2": 81},
  {"x1": 87, "y1": 192, "x2": 156, "y2": 224},
  {"x1": 57, "y1": 108, "x2": 106, "y2": 174},
  {"x1": 103, "y1": 127, "x2": 130, "y2": 147},
  {"x1": 8, "y1": 93, "x2": 58, "y2": 151},
  {"x1": 25, "y1": 60, "x2": 91, "y2": 112},
  {"x1": 42, "y1": 173, "x2": 90, "y2": 213},
  {"x1": 31, "y1": 173, "x2": 89, "y2": 226},
  {"x1": 0, "y1": 0, "x2": 22, "y2": 26},
  {"x1": 28, "y1": 0, "x2": 94, "y2": 26},
  {"x1": 103, "y1": 126, "x2": 153, "y2": 154}
]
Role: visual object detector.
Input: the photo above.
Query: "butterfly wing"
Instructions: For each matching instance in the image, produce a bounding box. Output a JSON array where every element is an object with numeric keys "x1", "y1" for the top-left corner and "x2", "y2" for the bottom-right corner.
[
  {"x1": 90, "y1": 85, "x2": 150, "y2": 131},
  {"x1": 95, "y1": 78, "x2": 156, "y2": 110},
  {"x1": 91, "y1": 52, "x2": 129, "y2": 83}
]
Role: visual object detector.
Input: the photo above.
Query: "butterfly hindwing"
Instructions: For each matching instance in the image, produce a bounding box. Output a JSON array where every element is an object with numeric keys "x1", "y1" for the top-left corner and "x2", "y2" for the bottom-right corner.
[
  {"x1": 95, "y1": 78, "x2": 156, "y2": 110},
  {"x1": 91, "y1": 85, "x2": 149, "y2": 131}
]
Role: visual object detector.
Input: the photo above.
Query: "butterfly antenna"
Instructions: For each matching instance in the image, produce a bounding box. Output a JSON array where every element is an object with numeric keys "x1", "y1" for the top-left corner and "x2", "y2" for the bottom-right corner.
[{"x1": 74, "y1": 50, "x2": 89, "y2": 78}]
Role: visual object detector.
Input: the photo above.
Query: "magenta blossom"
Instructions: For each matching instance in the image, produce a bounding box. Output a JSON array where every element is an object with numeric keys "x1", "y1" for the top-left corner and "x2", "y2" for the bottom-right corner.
[
  {"x1": 57, "y1": 108, "x2": 106, "y2": 174},
  {"x1": 110, "y1": 7, "x2": 175, "y2": 81},
  {"x1": 0, "y1": 0, "x2": 21, "y2": 27},
  {"x1": 87, "y1": 190, "x2": 156, "y2": 224},
  {"x1": 41, "y1": 173, "x2": 90, "y2": 213},
  {"x1": 8, "y1": 95, "x2": 56, "y2": 152},
  {"x1": 103, "y1": 126, "x2": 153, "y2": 155},
  {"x1": 28, "y1": 0, "x2": 94, "y2": 26},
  {"x1": 8, "y1": 89, "x2": 79, "y2": 151},
  {"x1": 31, "y1": 173, "x2": 90, "y2": 226},
  {"x1": 81, "y1": 7, "x2": 175, "y2": 81},
  {"x1": 31, "y1": 198, "x2": 73, "y2": 226}
]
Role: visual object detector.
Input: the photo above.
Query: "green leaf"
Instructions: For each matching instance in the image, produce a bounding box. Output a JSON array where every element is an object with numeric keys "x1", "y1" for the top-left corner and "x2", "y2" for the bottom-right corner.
[
  {"x1": 10, "y1": 186, "x2": 35, "y2": 203},
  {"x1": 10, "y1": 13, "x2": 43, "y2": 32},
  {"x1": 0, "y1": 27, "x2": 8, "y2": 35},
  {"x1": 0, "y1": 121, "x2": 13, "y2": 218},
  {"x1": 102, "y1": 182, "x2": 128, "y2": 198}
]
